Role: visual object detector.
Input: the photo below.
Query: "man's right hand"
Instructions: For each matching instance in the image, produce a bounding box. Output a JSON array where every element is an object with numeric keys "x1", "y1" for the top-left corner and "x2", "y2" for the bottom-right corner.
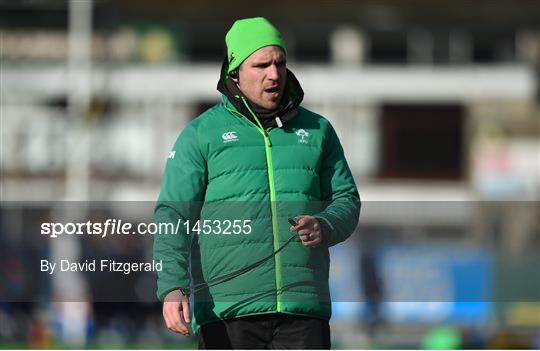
[{"x1": 163, "y1": 289, "x2": 191, "y2": 336}]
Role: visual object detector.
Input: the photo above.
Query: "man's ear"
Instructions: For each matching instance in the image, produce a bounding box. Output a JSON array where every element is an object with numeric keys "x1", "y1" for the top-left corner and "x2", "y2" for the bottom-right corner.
[{"x1": 229, "y1": 69, "x2": 239, "y2": 84}]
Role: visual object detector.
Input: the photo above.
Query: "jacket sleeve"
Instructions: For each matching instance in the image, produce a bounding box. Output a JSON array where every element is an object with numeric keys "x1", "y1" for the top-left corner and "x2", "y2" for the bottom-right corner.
[
  {"x1": 314, "y1": 122, "x2": 360, "y2": 247},
  {"x1": 153, "y1": 122, "x2": 207, "y2": 301}
]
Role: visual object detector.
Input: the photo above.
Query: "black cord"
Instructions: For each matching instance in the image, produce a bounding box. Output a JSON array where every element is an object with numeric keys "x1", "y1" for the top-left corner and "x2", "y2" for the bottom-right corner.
[{"x1": 186, "y1": 234, "x2": 299, "y2": 295}]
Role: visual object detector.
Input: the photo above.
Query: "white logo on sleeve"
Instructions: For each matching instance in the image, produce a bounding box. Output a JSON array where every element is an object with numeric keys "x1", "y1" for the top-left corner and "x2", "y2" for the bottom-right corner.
[
  {"x1": 294, "y1": 129, "x2": 310, "y2": 144},
  {"x1": 168, "y1": 150, "x2": 176, "y2": 159},
  {"x1": 222, "y1": 131, "x2": 239, "y2": 143}
]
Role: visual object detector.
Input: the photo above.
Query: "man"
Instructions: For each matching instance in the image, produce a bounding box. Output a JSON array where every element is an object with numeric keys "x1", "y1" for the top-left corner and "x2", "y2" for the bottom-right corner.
[{"x1": 154, "y1": 17, "x2": 360, "y2": 349}]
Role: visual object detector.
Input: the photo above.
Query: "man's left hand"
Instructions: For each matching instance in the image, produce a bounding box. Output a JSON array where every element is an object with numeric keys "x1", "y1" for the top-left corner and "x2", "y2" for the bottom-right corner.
[{"x1": 290, "y1": 215, "x2": 322, "y2": 247}]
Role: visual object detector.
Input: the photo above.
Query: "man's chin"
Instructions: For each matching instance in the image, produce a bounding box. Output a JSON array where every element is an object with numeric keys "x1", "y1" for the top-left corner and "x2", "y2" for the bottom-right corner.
[
  {"x1": 266, "y1": 96, "x2": 283, "y2": 109},
  {"x1": 256, "y1": 100, "x2": 278, "y2": 111},
  {"x1": 268, "y1": 104, "x2": 280, "y2": 111}
]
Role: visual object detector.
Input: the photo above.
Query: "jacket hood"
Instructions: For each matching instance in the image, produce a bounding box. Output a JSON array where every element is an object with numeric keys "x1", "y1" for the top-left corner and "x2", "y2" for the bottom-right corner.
[{"x1": 216, "y1": 57, "x2": 304, "y2": 128}]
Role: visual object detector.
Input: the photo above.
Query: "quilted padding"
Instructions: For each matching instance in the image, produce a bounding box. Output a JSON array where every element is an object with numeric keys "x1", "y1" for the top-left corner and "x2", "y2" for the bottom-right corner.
[{"x1": 154, "y1": 96, "x2": 360, "y2": 332}]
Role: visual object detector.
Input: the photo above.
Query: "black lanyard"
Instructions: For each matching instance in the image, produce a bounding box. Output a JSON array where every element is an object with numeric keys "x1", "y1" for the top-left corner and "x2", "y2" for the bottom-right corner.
[{"x1": 185, "y1": 234, "x2": 299, "y2": 295}]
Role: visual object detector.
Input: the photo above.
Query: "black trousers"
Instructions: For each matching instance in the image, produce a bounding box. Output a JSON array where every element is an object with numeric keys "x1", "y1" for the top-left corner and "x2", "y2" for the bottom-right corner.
[{"x1": 198, "y1": 313, "x2": 331, "y2": 349}]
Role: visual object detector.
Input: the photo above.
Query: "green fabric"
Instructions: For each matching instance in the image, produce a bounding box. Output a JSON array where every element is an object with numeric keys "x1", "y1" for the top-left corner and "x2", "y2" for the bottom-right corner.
[
  {"x1": 225, "y1": 17, "x2": 287, "y2": 74},
  {"x1": 154, "y1": 95, "x2": 360, "y2": 333}
]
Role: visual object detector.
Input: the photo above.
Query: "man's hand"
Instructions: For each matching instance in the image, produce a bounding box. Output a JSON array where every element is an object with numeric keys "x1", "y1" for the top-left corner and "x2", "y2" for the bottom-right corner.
[
  {"x1": 163, "y1": 289, "x2": 191, "y2": 336},
  {"x1": 290, "y1": 215, "x2": 322, "y2": 247}
]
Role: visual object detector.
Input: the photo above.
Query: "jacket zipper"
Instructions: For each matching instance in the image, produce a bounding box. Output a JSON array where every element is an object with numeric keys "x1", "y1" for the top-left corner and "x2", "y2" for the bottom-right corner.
[{"x1": 227, "y1": 98, "x2": 283, "y2": 312}]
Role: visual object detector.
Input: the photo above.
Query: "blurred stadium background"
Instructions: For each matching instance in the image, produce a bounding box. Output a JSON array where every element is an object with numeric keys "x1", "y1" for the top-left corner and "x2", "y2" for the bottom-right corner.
[{"x1": 1, "y1": 0, "x2": 539, "y2": 349}]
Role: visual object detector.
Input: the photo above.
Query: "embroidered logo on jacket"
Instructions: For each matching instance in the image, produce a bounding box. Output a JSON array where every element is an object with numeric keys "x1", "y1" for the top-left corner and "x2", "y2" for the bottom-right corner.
[
  {"x1": 294, "y1": 129, "x2": 310, "y2": 144},
  {"x1": 222, "y1": 131, "x2": 239, "y2": 143},
  {"x1": 168, "y1": 150, "x2": 176, "y2": 159}
]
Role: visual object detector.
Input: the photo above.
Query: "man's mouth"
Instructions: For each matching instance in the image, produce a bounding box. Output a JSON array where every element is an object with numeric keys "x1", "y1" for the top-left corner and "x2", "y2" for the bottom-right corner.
[
  {"x1": 264, "y1": 86, "x2": 281, "y2": 99},
  {"x1": 264, "y1": 86, "x2": 280, "y2": 93}
]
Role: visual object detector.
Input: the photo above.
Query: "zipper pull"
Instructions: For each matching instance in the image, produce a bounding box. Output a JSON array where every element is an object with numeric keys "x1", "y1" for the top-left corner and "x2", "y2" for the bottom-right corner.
[{"x1": 276, "y1": 116, "x2": 283, "y2": 128}]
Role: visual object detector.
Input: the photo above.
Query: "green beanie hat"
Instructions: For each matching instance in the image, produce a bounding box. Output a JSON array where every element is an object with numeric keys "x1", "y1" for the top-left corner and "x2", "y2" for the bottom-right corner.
[{"x1": 225, "y1": 17, "x2": 287, "y2": 74}]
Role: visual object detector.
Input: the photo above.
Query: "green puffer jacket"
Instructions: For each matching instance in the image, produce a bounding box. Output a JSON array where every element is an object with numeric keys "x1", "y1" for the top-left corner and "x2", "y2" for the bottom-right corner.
[{"x1": 154, "y1": 91, "x2": 360, "y2": 332}]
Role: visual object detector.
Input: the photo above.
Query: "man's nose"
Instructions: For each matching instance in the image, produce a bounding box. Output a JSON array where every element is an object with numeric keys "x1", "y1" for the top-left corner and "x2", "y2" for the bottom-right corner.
[{"x1": 266, "y1": 64, "x2": 279, "y2": 80}]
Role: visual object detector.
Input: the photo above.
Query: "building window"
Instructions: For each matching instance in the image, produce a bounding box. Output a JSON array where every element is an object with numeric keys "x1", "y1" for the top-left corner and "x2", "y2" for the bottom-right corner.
[{"x1": 379, "y1": 103, "x2": 465, "y2": 180}]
